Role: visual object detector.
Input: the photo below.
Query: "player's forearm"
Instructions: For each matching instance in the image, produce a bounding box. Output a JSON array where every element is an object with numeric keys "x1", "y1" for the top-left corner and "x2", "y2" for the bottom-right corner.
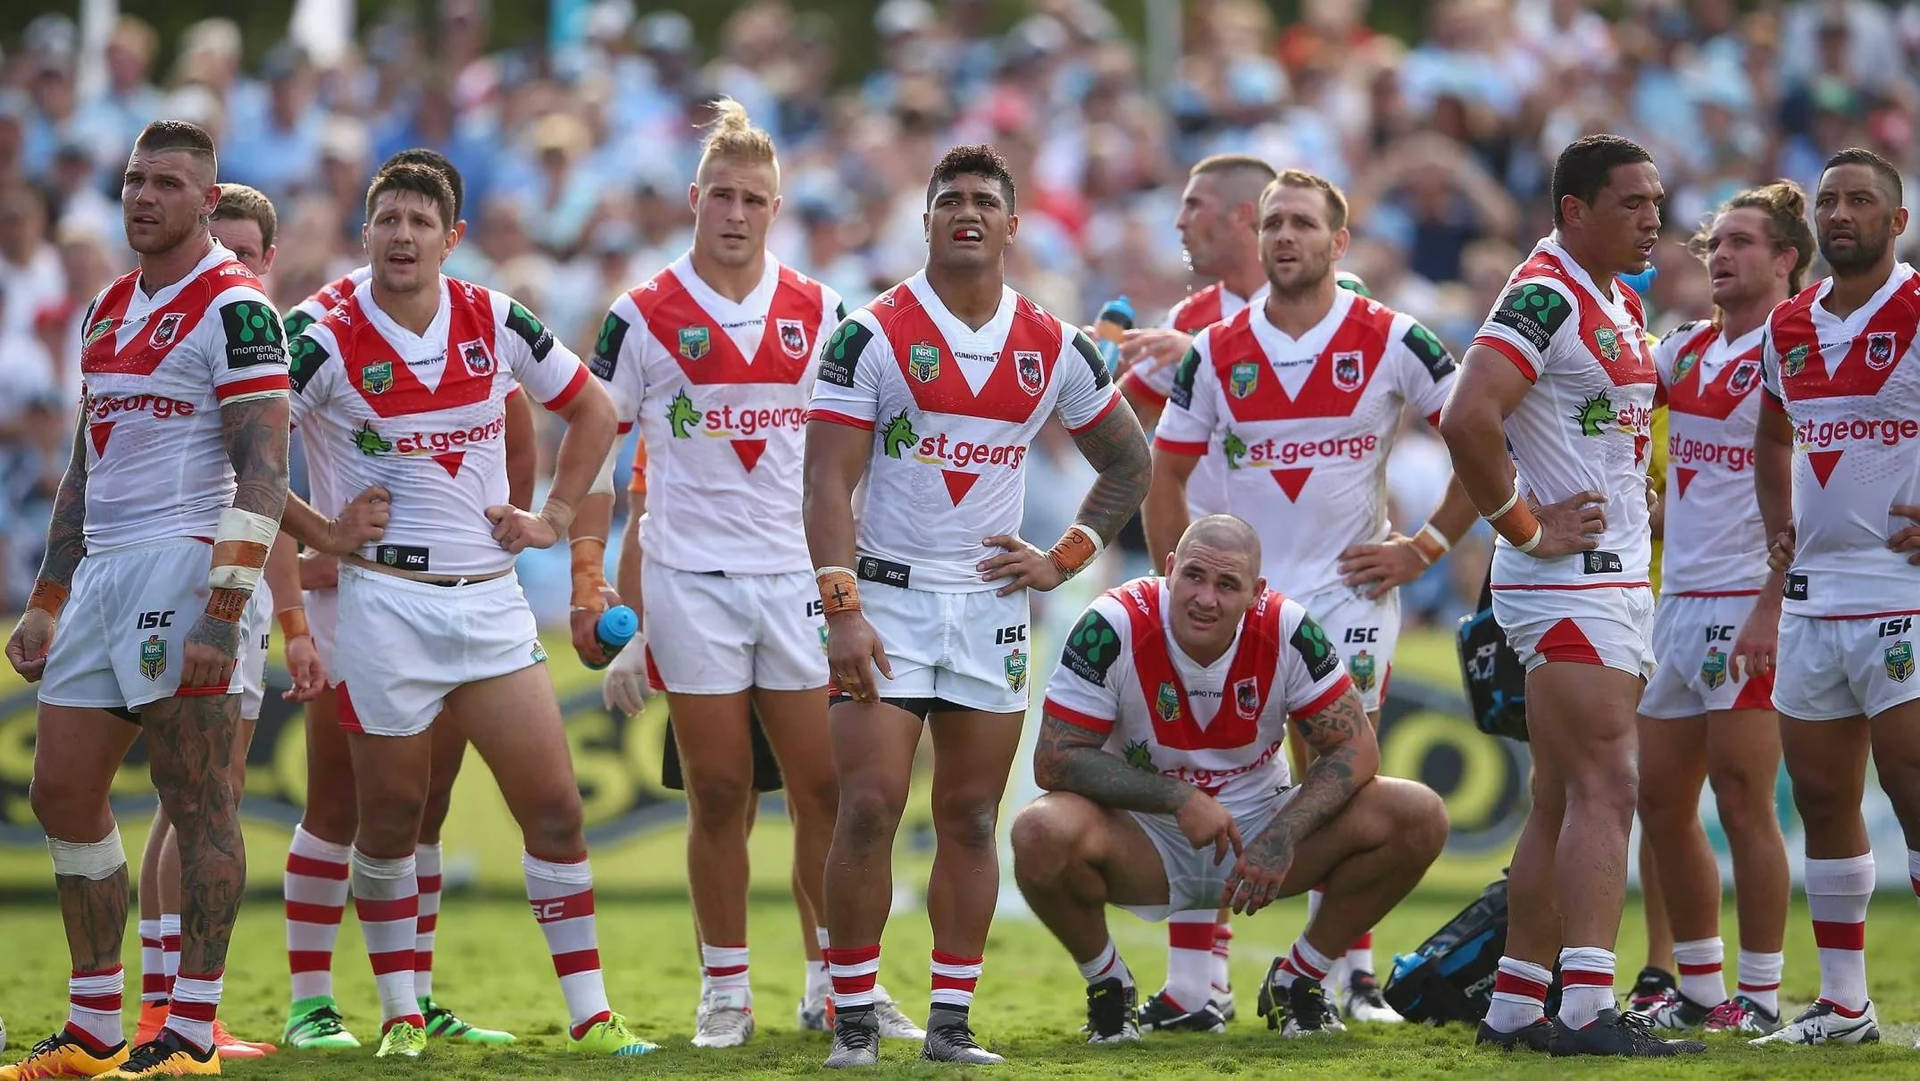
[
  {"x1": 221, "y1": 396, "x2": 292, "y2": 524},
  {"x1": 1143, "y1": 452, "x2": 1195, "y2": 567},
  {"x1": 1425, "y1": 475, "x2": 1481, "y2": 547},
  {"x1": 279, "y1": 494, "x2": 335, "y2": 552},
  {"x1": 803, "y1": 423, "x2": 869, "y2": 568},
  {"x1": 546, "y1": 389, "x2": 619, "y2": 523},
  {"x1": 1033, "y1": 716, "x2": 1192, "y2": 813},
  {"x1": 34, "y1": 413, "x2": 90, "y2": 588},
  {"x1": 1120, "y1": 381, "x2": 1165, "y2": 432},
  {"x1": 1437, "y1": 397, "x2": 1518, "y2": 515},
  {"x1": 1069, "y1": 402, "x2": 1151, "y2": 544},
  {"x1": 262, "y1": 534, "x2": 301, "y2": 608},
  {"x1": 504, "y1": 390, "x2": 537, "y2": 510},
  {"x1": 615, "y1": 508, "x2": 643, "y2": 605},
  {"x1": 1753, "y1": 413, "x2": 1794, "y2": 541},
  {"x1": 573, "y1": 492, "x2": 614, "y2": 547}
]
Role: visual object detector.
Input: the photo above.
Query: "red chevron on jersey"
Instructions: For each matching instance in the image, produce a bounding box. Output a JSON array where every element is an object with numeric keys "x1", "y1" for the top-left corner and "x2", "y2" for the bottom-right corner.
[
  {"x1": 871, "y1": 281, "x2": 1064, "y2": 422},
  {"x1": 315, "y1": 272, "x2": 358, "y2": 312},
  {"x1": 1119, "y1": 578, "x2": 1282, "y2": 752},
  {"x1": 1514, "y1": 249, "x2": 1655, "y2": 388},
  {"x1": 1667, "y1": 323, "x2": 1763, "y2": 421},
  {"x1": 330, "y1": 279, "x2": 498, "y2": 419},
  {"x1": 82, "y1": 258, "x2": 265, "y2": 377},
  {"x1": 1169, "y1": 284, "x2": 1226, "y2": 334},
  {"x1": 1769, "y1": 276, "x2": 1920, "y2": 401},
  {"x1": 1205, "y1": 299, "x2": 1395, "y2": 424},
  {"x1": 632, "y1": 264, "x2": 826, "y2": 387}
]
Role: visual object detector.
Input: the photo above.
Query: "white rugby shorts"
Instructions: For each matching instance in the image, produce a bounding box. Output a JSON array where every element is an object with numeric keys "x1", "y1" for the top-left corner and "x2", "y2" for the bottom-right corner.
[
  {"x1": 841, "y1": 577, "x2": 1032, "y2": 715},
  {"x1": 1296, "y1": 583, "x2": 1400, "y2": 714},
  {"x1": 40, "y1": 537, "x2": 245, "y2": 712},
  {"x1": 641, "y1": 561, "x2": 827, "y2": 695},
  {"x1": 1773, "y1": 611, "x2": 1920, "y2": 722},
  {"x1": 237, "y1": 588, "x2": 271, "y2": 721},
  {"x1": 306, "y1": 585, "x2": 339, "y2": 674},
  {"x1": 1492, "y1": 584, "x2": 1655, "y2": 680},
  {"x1": 1119, "y1": 788, "x2": 1295, "y2": 923},
  {"x1": 331, "y1": 563, "x2": 545, "y2": 737},
  {"x1": 1639, "y1": 592, "x2": 1775, "y2": 719}
]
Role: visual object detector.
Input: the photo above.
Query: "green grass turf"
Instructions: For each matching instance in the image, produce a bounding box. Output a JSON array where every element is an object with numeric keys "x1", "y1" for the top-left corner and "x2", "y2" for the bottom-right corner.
[{"x1": 8, "y1": 889, "x2": 1920, "y2": 1077}]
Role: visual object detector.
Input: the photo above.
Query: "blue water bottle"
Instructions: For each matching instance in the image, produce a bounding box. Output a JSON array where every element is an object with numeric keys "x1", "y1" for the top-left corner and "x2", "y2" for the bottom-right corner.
[
  {"x1": 1094, "y1": 295, "x2": 1135, "y2": 373},
  {"x1": 585, "y1": 605, "x2": 638, "y2": 670}
]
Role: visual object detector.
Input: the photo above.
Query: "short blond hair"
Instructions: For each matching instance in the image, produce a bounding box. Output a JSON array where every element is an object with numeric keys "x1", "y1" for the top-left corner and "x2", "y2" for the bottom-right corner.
[
  {"x1": 1261, "y1": 168, "x2": 1349, "y2": 232},
  {"x1": 697, "y1": 97, "x2": 779, "y2": 184}
]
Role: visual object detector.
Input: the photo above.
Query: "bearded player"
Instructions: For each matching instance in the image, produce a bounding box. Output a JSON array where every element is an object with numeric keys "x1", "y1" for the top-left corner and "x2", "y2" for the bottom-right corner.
[
  {"x1": 277, "y1": 149, "x2": 523, "y2": 1051},
  {"x1": 276, "y1": 163, "x2": 652, "y2": 1059},
  {"x1": 1629, "y1": 183, "x2": 1812, "y2": 1036},
  {"x1": 3, "y1": 120, "x2": 291, "y2": 1079},
  {"x1": 805, "y1": 144, "x2": 1150, "y2": 1067},
  {"x1": 1746, "y1": 149, "x2": 1920, "y2": 1047}
]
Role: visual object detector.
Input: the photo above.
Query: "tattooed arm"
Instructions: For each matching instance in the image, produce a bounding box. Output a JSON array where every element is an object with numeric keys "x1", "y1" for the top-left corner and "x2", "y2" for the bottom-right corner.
[
  {"x1": 5, "y1": 399, "x2": 91, "y2": 681},
  {"x1": 1068, "y1": 399, "x2": 1152, "y2": 545},
  {"x1": 1034, "y1": 710, "x2": 1243, "y2": 863},
  {"x1": 180, "y1": 395, "x2": 294, "y2": 691}
]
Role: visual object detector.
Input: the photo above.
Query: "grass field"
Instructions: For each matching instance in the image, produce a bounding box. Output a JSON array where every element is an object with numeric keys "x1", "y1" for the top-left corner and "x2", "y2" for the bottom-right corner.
[{"x1": 10, "y1": 887, "x2": 1920, "y2": 1077}]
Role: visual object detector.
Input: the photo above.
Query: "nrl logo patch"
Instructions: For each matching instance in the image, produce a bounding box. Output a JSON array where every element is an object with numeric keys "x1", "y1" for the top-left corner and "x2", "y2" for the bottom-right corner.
[
  {"x1": 1348, "y1": 650, "x2": 1376, "y2": 692},
  {"x1": 1155, "y1": 681, "x2": 1180, "y2": 723},
  {"x1": 1887, "y1": 641, "x2": 1914, "y2": 683},
  {"x1": 1674, "y1": 351, "x2": 1699, "y2": 384},
  {"x1": 138, "y1": 634, "x2": 166, "y2": 681},
  {"x1": 1233, "y1": 677, "x2": 1259, "y2": 719},
  {"x1": 909, "y1": 343, "x2": 940, "y2": 383},
  {"x1": 777, "y1": 318, "x2": 808, "y2": 358},
  {"x1": 1004, "y1": 647, "x2": 1028, "y2": 692},
  {"x1": 1332, "y1": 350, "x2": 1364, "y2": 392},
  {"x1": 85, "y1": 318, "x2": 115, "y2": 346},
  {"x1": 459, "y1": 338, "x2": 494, "y2": 377},
  {"x1": 1015, "y1": 350, "x2": 1043, "y2": 395},
  {"x1": 361, "y1": 360, "x2": 394, "y2": 395},
  {"x1": 1229, "y1": 361, "x2": 1259, "y2": 399},
  {"x1": 148, "y1": 312, "x2": 185, "y2": 348},
  {"x1": 1867, "y1": 331, "x2": 1898, "y2": 371},
  {"x1": 678, "y1": 325, "x2": 711, "y2": 361},
  {"x1": 1783, "y1": 343, "x2": 1810, "y2": 378},
  {"x1": 1593, "y1": 326, "x2": 1620, "y2": 363},
  {"x1": 1701, "y1": 646, "x2": 1727, "y2": 690}
]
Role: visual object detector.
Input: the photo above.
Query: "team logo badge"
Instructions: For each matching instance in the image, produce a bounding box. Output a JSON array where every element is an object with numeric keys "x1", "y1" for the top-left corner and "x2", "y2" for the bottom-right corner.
[
  {"x1": 1701, "y1": 646, "x2": 1727, "y2": 690},
  {"x1": 1332, "y1": 350, "x2": 1365, "y2": 392},
  {"x1": 1594, "y1": 327, "x2": 1620, "y2": 363},
  {"x1": 85, "y1": 318, "x2": 115, "y2": 346},
  {"x1": 1015, "y1": 351, "x2": 1044, "y2": 395},
  {"x1": 677, "y1": 326, "x2": 711, "y2": 361},
  {"x1": 909, "y1": 343, "x2": 940, "y2": 383},
  {"x1": 777, "y1": 318, "x2": 808, "y2": 359},
  {"x1": 380, "y1": 548, "x2": 400, "y2": 566},
  {"x1": 1122, "y1": 740, "x2": 1154, "y2": 771},
  {"x1": 1233, "y1": 677, "x2": 1259, "y2": 720},
  {"x1": 1674, "y1": 351, "x2": 1699, "y2": 384},
  {"x1": 1229, "y1": 361, "x2": 1259, "y2": 399},
  {"x1": 459, "y1": 338, "x2": 494, "y2": 377},
  {"x1": 1867, "y1": 332, "x2": 1898, "y2": 371},
  {"x1": 361, "y1": 361, "x2": 393, "y2": 395},
  {"x1": 530, "y1": 643, "x2": 548, "y2": 664},
  {"x1": 1155, "y1": 681, "x2": 1180, "y2": 723},
  {"x1": 148, "y1": 312, "x2": 184, "y2": 348},
  {"x1": 1783, "y1": 343, "x2": 1810, "y2": 378},
  {"x1": 1348, "y1": 650, "x2": 1376, "y2": 692},
  {"x1": 1728, "y1": 358, "x2": 1760, "y2": 395},
  {"x1": 138, "y1": 634, "x2": 166, "y2": 681},
  {"x1": 1887, "y1": 641, "x2": 1914, "y2": 683},
  {"x1": 1004, "y1": 647, "x2": 1028, "y2": 692}
]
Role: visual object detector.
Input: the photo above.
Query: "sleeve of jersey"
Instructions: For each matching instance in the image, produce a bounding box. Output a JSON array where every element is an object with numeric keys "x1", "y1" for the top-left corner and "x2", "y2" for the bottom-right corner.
[
  {"x1": 1759, "y1": 327, "x2": 1786, "y2": 412},
  {"x1": 1041, "y1": 599, "x2": 1128, "y2": 734},
  {"x1": 1054, "y1": 328, "x2": 1120, "y2": 434},
  {"x1": 807, "y1": 311, "x2": 885, "y2": 430},
  {"x1": 497, "y1": 294, "x2": 589, "y2": 410},
  {"x1": 587, "y1": 295, "x2": 647, "y2": 432},
  {"x1": 1472, "y1": 279, "x2": 1576, "y2": 382},
  {"x1": 285, "y1": 327, "x2": 337, "y2": 429},
  {"x1": 1151, "y1": 344, "x2": 1216, "y2": 456},
  {"x1": 211, "y1": 287, "x2": 292, "y2": 404},
  {"x1": 1280, "y1": 599, "x2": 1353, "y2": 719},
  {"x1": 1391, "y1": 314, "x2": 1459, "y2": 424}
]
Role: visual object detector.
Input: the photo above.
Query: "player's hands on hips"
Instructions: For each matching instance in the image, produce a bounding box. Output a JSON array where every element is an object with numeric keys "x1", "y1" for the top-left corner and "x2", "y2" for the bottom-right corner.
[
  {"x1": 978, "y1": 534, "x2": 1065, "y2": 595},
  {"x1": 485, "y1": 505, "x2": 558, "y2": 553},
  {"x1": 1175, "y1": 787, "x2": 1243, "y2": 866},
  {"x1": 282, "y1": 631, "x2": 327, "y2": 702},
  {"x1": 6, "y1": 609, "x2": 56, "y2": 682},
  {"x1": 1223, "y1": 828, "x2": 1293, "y2": 916},
  {"x1": 1118, "y1": 328, "x2": 1193, "y2": 379},
  {"x1": 298, "y1": 549, "x2": 340, "y2": 590},
  {"x1": 602, "y1": 631, "x2": 651, "y2": 715},
  {"x1": 1525, "y1": 490, "x2": 1607, "y2": 559},
  {"x1": 826, "y1": 610, "x2": 893, "y2": 703},
  {"x1": 321, "y1": 486, "x2": 390, "y2": 555},
  {"x1": 1888, "y1": 505, "x2": 1920, "y2": 565},
  {"x1": 1766, "y1": 525, "x2": 1797, "y2": 572},
  {"x1": 570, "y1": 586, "x2": 623, "y2": 667},
  {"x1": 180, "y1": 610, "x2": 242, "y2": 694},
  {"x1": 1731, "y1": 590, "x2": 1782, "y2": 681},
  {"x1": 1338, "y1": 533, "x2": 1428, "y2": 600}
]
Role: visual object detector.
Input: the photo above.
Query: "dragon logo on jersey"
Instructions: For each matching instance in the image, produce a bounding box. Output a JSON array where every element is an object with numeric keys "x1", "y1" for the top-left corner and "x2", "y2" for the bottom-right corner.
[
  {"x1": 1593, "y1": 327, "x2": 1620, "y2": 363},
  {"x1": 138, "y1": 634, "x2": 166, "y2": 680},
  {"x1": 909, "y1": 343, "x2": 940, "y2": 383},
  {"x1": 351, "y1": 419, "x2": 393, "y2": 456},
  {"x1": 1123, "y1": 740, "x2": 1155, "y2": 771},
  {"x1": 1783, "y1": 344, "x2": 1810, "y2": 378},
  {"x1": 1888, "y1": 641, "x2": 1914, "y2": 682},
  {"x1": 881, "y1": 411, "x2": 918, "y2": 458},
  {"x1": 85, "y1": 318, "x2": 114, "y2": 346},
  {"x1": 1332, "y1": 351, "x2": 1365, "y2": 392},
  {"x1": 1233, "y1": 677, "x2": 1259, "y2": 720},
  {"x1": 667, "y1": 390, "x2": 701, "y2": 439},
  {"x1": 1572, "y1": 393, "x2": 1617, "y2": 437},
  {"x1": 678, "y1": 326, "x2": 711, "y2": 361},
  {"x1": 1015, "y1": 351, "x2": 1044, "y2": 395},
  {"x1": 459, "y1": 338, "x2": 494, "y2": 377},
  {"x1": 361, "y1": 361, "x2": 393, "y2": 395},
  {"x1": 1701, "y1": 647, "x2": 1727, "y2": 690},
  {"x1": 1229, "y1": 361, "x2": 1259, "y2": 399},
  {"x1": 1728, "y1": 358, "x2": 1760, "y2": 395},
  {"x1": 148, "y1": 312, "x2": 184, "y2": 348},
  {"x1": 1348, "y1": 650, "x2": 1376, "y2": 692},
  {"x1": 1005, "y1": 647, "x2": 1028, "y2": 692},
  {"x1": 777, "y1": 318, "x2": 809, "y2": 359},
  {"x1": 1674, "y1": 351, "x2": 1700, "y2": 384},
  {"x1": 1155, "y1": 682, "x2": 1181, "y2": 723},
  {"x1": 1867, "y1": 332, "x2": 1898, "y2": 371},
  {"x1": 1222, "y1": 430, "x2": 1248, "y2": 469}
]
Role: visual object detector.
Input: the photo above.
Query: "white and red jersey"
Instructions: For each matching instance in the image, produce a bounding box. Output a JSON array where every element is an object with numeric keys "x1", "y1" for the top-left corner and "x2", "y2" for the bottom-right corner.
[
  {"x1": 78, "y1": 242, "x2": 290, "y2": 551},
  {"x1": 1153, "y1": 287, "x2": 1458, "y2": 596},
  {"x1": 1472, "y1": 235, "x2": 1656, "y2": 591},
  {"x1": 1123, "y1": 282, "x2": 1264, "y2": 518},
  {"x1": 1043, "y1": 577, "x2": 1352, "y2": 817},
  {"x1": 283, "y1": 265, "x2": 370, "y2": 339},
  {"x1": 285, "y1": 267, "x2": 371, "y2": 521},
  {"x1": 1761, "y1": 262, "x2": 1920, "y2": 619},
  {"x1": 807, "y1": 271, "x2": 1120, "y2": 591},
  {"x1": 1655, "y1": 320, "x2": 1769, "y2": 596},
  {"x1": 590, "y1": 253, "x2": 843, "y2": 575},
  {"x1": 286, "y1": 275, "x2": 590, "y2": 576}
]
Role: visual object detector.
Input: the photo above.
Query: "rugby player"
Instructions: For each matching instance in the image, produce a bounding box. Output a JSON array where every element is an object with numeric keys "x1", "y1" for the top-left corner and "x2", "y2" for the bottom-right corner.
[
  {"x1": 804, "y1": 144, "x2": 1150, "y2": 1067},
  {"x1": 3, "y1": 120, "x2": 293, "y2": 1078},
  {"x1": 276, "y1": 163, "x2": 652, "y2": 1059},
  {"x1": 1747, "y1": 148, "x2": 1920, "y2": 1047},
  {"x1": 1629, "y1": 182, "x2": 1811, "y2": 1035},
  {"x1": 1146, "y1": 168, "x2": 1476, "y2": 1023},
  {"x1": 1012, "y1": 515, "x2": 1447, "y2": 1043},
  {"x1": 574, "y1": 99, "x2": 879, "y2": 1046},
  {"x1": 277, "y1": 149, "x2": 523, "y2": 1051},
  {"x1": 1440, "y1": 134, "x2": 1702, "y2": 1055}
]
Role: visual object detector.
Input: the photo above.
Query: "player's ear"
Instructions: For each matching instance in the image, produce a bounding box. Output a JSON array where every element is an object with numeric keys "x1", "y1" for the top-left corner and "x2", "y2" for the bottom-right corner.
[
  {"x1": 454, "y1": 219, "x2": 469, "y2": 243},
  {"x1": 1163, "y1": 551, "x2": 1175, "y2": 577},
  {"x1": 261, "y1": 245, "x2": 276, "y2": 276},
  {"x1": 1006, "y1": 211, "x2": 1019, "y2": 243},
  {"x1": 1331, "y1": 226, "x2": 1350, "y2": 261},
  {"x1": 1253, "y1": 575, "x2": 1267, "y2": 598},
  {"x1": 202, "y1": 182, "x2": 221, "y2": 220},
  {"x1": 769, "y1": 193, "x2": 782, "y2": 221},
  {"x1": 1895, "y1": 205, "x2": 1910, "y2": 237},
  {"x1": 688, "y1": 182, "x2": 701, "y2": 215}
]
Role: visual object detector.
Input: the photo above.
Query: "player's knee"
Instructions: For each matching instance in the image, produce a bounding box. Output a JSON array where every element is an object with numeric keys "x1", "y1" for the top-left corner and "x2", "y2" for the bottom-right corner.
[
  {"x1": 1565, "y1": 751, "x2": 1638, "y2": 819},
  {"x1": 29, "y1": 774, "x2": 106, "y2": 835},
  {"x1": 837, "y1": 782, "x2": 905, "y2": 844},
  {"x1": 1388, "y1": 782, "x2": 1449, "y2": 861},
  {"x1": 418, "y1": 786, "x2": 455, "y2": 835},
  {"x1": 788, "y1": 775, "x2": 842, "y2": 830},
  {"x1": 517, "y1": 789, "x2": 585, "y2": 854},
  {"x1": 1009, "y1": 800, "x2": 1087, "y2": 880},
  {"x1": 932, "y1": 792, "x2": 999, "y2": 849},
  {"x1": 685, "y1": 774, "x2": 754, "y2": 828}
]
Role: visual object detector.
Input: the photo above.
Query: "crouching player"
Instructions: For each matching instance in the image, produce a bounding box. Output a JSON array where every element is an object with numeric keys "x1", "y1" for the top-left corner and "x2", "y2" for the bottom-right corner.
[{"x1": 1010, "y1": 515, "x2": 1448, "y2": 1043}]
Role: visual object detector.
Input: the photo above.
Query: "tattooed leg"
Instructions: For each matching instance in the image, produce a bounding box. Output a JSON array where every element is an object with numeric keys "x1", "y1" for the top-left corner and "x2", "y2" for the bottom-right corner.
[
  {"x1": 143, "y1": 692, "x2": 246, "y2": 976},
  {"x1": 1269, "y1": 777, "x2": 1450, "y2": 958},
  {"x1": 32, "y1": 704, "x2": 141, "y2": 970}
]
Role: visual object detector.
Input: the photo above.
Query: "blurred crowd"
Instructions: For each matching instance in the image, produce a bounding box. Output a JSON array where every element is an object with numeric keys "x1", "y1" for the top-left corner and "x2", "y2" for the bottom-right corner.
[{"x1": 2, "y1": 0, "x2": 1919, "y2": 621}]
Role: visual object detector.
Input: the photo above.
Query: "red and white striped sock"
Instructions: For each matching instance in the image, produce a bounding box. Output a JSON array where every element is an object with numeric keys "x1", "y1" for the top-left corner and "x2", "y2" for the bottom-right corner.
[
  {"x1": 67, "y1": 965, "x2": 124, "y2": 1052},
  {"x1": 285, "y1": 825, "x2": 350, "y2": 1003},
  {"x1": 824, "y1": 944, "x2": 880, "y2": 1014},
  {"x1": 1210, "y1": 921, "x2": 1233, "y2": 996},
  {"x1": 159, "y1": 913, "x2": 181, "y2": 999},
  {"x1": 163, "y1": 969, "x2": 222, "y2": 1053},
  {"x1": 1673, "y1": 936, "x2": 1726, "y2": 1007},
  {"x1": 1076, "y1": 939, "x2": 1134, "y2": 989},
  {"x1": 702, "y1": 944, "x2": 751, "y2": 1007},
  {"x1": 1267, "y1": 936, "x2": 1332, "y2": 992},
  {"x1": 1806, "y1": 854, "x2": 1873, "y2": 1013},
  {"x1": 523, "y1": 852, "x2": 611, "y2": 1036},
  {"x1": 138, "y1": 920, "x2": 167, "y2": 1005},
  {"x1": 1736, "y1": 949, "x2": 1783, "y2": 1015},
  {"x1": 1556, "y1": 946, "x2": 1615, "y2": 1029},
  {"x1": 805, "y1": 927, "x2": 832, "y2": 1001},
  {"x1": 930, "y1": 950, "x2": 983, "y2": 1014},
  {"x1": 1346, "y1": 931, "x2": 1376, "y2": 977},
  {"x1": 414, "y1": 842, "x2": 442, "y2": 1002},
  {"x1": 1485, "y1": 957, "x2": 1550, "y2": 1032},
  {"x1": 1163, "y1": 911, "x2": 1215, "y2": 1012},
  {"x1": 349, "y1": 848, "x2": 421, "y2": 1030},
  {"x1": 1306, "y1": 887, "x2": 1346, "y2": 988}
]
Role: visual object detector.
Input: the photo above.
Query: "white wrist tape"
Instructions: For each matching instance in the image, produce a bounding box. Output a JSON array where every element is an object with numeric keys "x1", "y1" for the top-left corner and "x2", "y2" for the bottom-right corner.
[
  {"x1": 48, "y1": 826, "x2": 125, "y2": 880},
  {"x1": 1417, "y1": 523, "x2": 1451, "y2": 554},
  {"x1": 208, "y1": 507, "x2": 280, "y2": 591},
  {"x1": 1484, "y1": 489, "x2": 1520, "y2": 521},
  {"x1": 1516, "y1": 524, "x2": 1544, "y2": 554}
]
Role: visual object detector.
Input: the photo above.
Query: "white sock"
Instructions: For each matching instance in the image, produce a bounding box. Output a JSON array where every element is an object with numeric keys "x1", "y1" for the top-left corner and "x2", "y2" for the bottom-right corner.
[
  {"x1": 285, "y1": 825, "x2": 350, "y2": 1003},
  {"x1": 1210, "y1": 922, "x2": 1233, "y2": 995},
  {"x1": 1673, "y1": 937, "x2": 1725, "y2": 1008},
  {"x1": 349, "y1": 849, "x2": 420, "y2": 1028},
  {"x1": 1269, "y1": 936, "x2": 1332, "y2": 992},
  {"x1": 1736, "y1": 949, "x2": 1783, "y2": 1015},
  {"x1": 806, "y1": 927, "x2": 832, "y2": 1001},
  {"x1": 1485, "y1": 957, "x2": 1550, "y2": 1033},
  {"x1": 159, "y1": 913, "x2": 182, "y2": 996},
  {"x1": 1077, "y1": 939, "x2": 1134, "y2": 988},
  {"x1": 68, "y1": 965, "x2": 125, "y2": 1051},
  {"x1": 163, "y1": 970, "x2": 223, "y2": 1053},
  {"x1": 1556, "y1": 946, "x2": 1616, "y2": 1030},
  {"x1": 413, "y1": 843, "x2": 442, "y2": 1002},
  {"x1": 702, "y1": 944, "x2": 751, "y2": 1007},
  {"x1": 1345, "y1": 931, "x2": 1375, "y2": 980},
  {"x1": 1805, "y1": 854, "x2": 1873, "y2": 1013},
  {"x1": 1162, "y1": 911, "x2": 1215, "y2": 1012},
  {"x1": 523, "y1": 852, "x2": 612, "y2": 1034},
  {"x1": 138, "y1": 919, "x2": 166, "y2": 1004}
]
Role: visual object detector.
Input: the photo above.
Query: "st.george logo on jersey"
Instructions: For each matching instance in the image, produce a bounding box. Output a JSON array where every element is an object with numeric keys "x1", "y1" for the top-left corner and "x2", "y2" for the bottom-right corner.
[
  {"x1": 459, "y1": 338, "x2": 495, "y2": 377},
  {"x1": 1233, "y1": 677, "x2": 1259, "y2": 719},
  {"x1": 1728, "y1": 358, "x2": 1760, "y2": 395},
  {"x1": 149, "y1": 312, "x2": 184, "y2": 348},
  {"x1": 1868, "y1": 332, "x2": 1898, "y2": 371},
  {"x1": 1015, "y1": 351, "x2": 1044, "y2": 395},
  {"x1": 1332, "y1": 351, "x2": 1365, "y2": 392},
  {"x1": 777, "y1": 318, "x2": 808, "y2": 359}
]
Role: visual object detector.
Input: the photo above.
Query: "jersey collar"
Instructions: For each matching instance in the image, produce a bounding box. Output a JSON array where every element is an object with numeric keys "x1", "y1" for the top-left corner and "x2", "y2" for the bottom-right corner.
[{"x1": 906, "y1": 269, "x2": 1016, "y2": 351}]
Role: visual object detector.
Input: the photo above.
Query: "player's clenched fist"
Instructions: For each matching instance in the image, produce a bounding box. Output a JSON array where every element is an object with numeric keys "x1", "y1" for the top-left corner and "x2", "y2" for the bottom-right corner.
[
  {"x1": 6, "y1": 609, "x2": 56, "y2": 682},
  {"x1": 486, "y1": 504, "x2": 564, "y2": 553},
  {"x1": 315, "y1": 485, "x2": 390, "y2": 555}
]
